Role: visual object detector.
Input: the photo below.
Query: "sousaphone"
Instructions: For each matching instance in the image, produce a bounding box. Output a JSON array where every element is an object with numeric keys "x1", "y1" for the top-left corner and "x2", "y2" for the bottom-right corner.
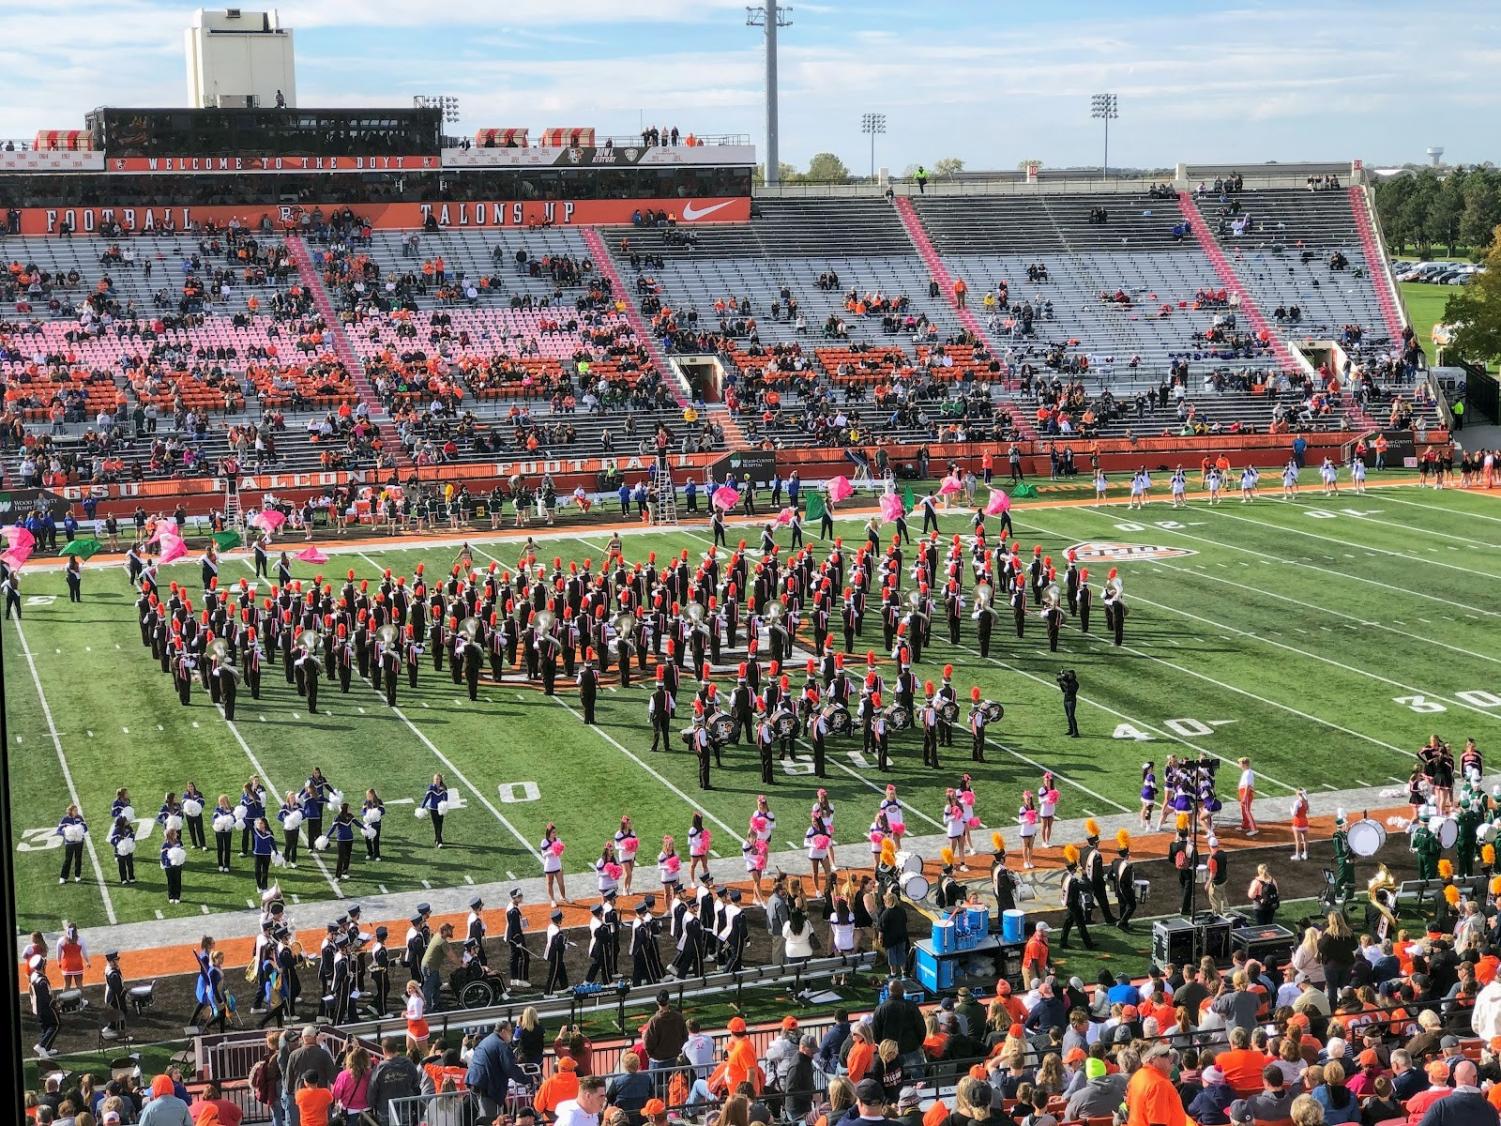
[
  {"x1": 763, "y1": 601, "x2": 785, "y2": 627},
  {"x1": 458, "y1": 615, "x2": 482, "y2": 641},
  {"x1": 206, "y1": 637, "x2": 231, "y2": 661},
  {"x1": 614, "y1": 612, "x2": 639, "y2": 653},
  {"x1": 295, "y1": 629, "x2": 321, "y2": 652},
  {"x1": 375, "y1": 623, "x2": 401, "y2": 647},
  {"x1": 974, "y1": 581, "x2": 994, "y2": 608}
]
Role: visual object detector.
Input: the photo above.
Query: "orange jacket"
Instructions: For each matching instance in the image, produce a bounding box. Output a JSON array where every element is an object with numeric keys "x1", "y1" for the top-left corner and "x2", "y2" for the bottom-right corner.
[{"x1": 534, "y1": 1060, "x2": 579, "y2": 1114}]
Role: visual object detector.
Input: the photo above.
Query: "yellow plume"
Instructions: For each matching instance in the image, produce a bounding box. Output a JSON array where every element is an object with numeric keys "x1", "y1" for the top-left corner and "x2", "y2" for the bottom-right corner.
[
  {"x1": 1084, "y1": 818, "x2": 1101, "y2": 838},
  {"x1": 1439, "y1": 859, "x2": 1455, "y2": 880},
  {"x1": 1116, "y1": 829, "x2": 1132, "y2": 851},
  {"x1": 940, "y1": 846, "x2": 956, "y2": 866},
  {"x1": 1175, "y1": 812, "x2": 1190, "y2": 831},
  {"x1": 1063, "y1": 843, "x2": 1080, "y2": 865},
  {"x1": 1485, "y1": 844, "x2": 1496, "y2": 865},
  {"x1": 991, "y1": 831, "x2": 1006, "y2": 852},
  {"x1": 1444, "y1": 884, "x2": 1461, "y2": 906},
  {"x1": 1491, "y1": 876, "x2": 1501, "y2": 897}
]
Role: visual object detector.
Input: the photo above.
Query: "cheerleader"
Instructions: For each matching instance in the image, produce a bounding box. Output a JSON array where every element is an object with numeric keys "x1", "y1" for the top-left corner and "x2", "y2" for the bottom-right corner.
[
  {"x1": 1170, "y1": 467, "x2": 1187, "y2": 508},
  {"x1": 1239, "y1": 466, "x2": 1258, "y2": 502},
  {"x1": 111, "y1": 787, "x2": 134, "y2": 825},
  {"x1": 1155, "y1": 755, "x2": 1180, "y2": 830},
  {"x1": 1139, "y1": 762, "x2": 1158, "y2": 829},
  {"x1": 1319, "y1": 457, "x2": 1339, "y2": 495},
  {"x1": 108, "y1": 815, "x2": 137, "y2": 885},
  {"x1": 181, "y1": 782, "x2": 208, "y2": 849},
  {"x1": 403, "y1": 980, "x2": 430, "y2": 1054},
  {"x1": 250, "y1": 817, "x2": 277, "y2": 891},
  {"x1": 188, "y1": 936, "x2": 216, "y2": 1028},
  {"x1": 56, "y1": 923, "x2": 90, "y2": 989},
  {"x1": 210, "y1": 795, "x2": 236, "y2": 872},
  {"x1": 594, "y1": 841, "x2": 622, "y2": 901},
  {"x1": 55, "y1": 803, "x2": 88, "y2": 884},
  {"x1": 686, "y1": 812, "x2": 713, "y2": 885},
  {"x1": 1170, "y1": 771, "x2": 1195, "y2": 827},
  {"x1": 829, "y1": 897, "x2": 856, "y2": 985},
  {"x1": 330, "y1": 803, "x2": 356, "y2": 880},
  {"x1": 869, "y1": 812, "x2": 894, "y2": 867},
  {"x1": 941, "y1": 789, "x2": 967, "y2": 871},
  {"x1": 361, "y1": 789, "x2": 385, "y2": 861},
  {"x1": 658, "y1": 835, "x2": 683, "y2": 902},
  {"x1": 614, "y1": 815, "x2": 640, "y2": 894},
  {"x1": 1351, "y1": 456, "x2": 1368, "y2": 494},
  {"x1": 1406, "y1": 762, "x2": 1429, "y2": 821},
  {"x1": 811, "y1": 788, "x2": 836, "y2": 837},
  {"x1": 1462, "y1": 738, "x2": 1483, "y2": 786},
  {"x1": 161, "y1": 827, "x2": 186, "y2": 904},
  {"x1": 1037, "y1": 772, "x2": 1058, "y2": 847},
  {"x1": 419, "y1": 773, "x2": 449, "y2": 847},
  {"x1": 1281, "y1": 459, "x2": 1300, "y2": 499},
  {"x1": 540, "y1": 822, "x2": 567, "y2": 906},
  {"x1": 957, "y1": 773, "x2": 980, "y2": 859},
  {"x1": 276, "y1": 791, "x2": 303, "y2": 869},
  {"x1": 1237, "y1": 756, "x2": 1258, "y2": 836},
  {"x1": 1016, "y1": 790, "x2": 1039, "y2": 869},
  {"x1": 238, "y1": 778, "x2": 266, "y2": 857},
  {"x1": 1205, "y1": 467, "x2": 1223, "y2": 505},
  {"x1": 1290, "y1": 787, "x2": 1310, "y2": 860},
  {"x1": 1094, "y1": 468, "x2": 1109, "y2": 501},
  {"x1": 1196, "y1": 768, "x2": 1222, "y2": 831},
  {"x1": 157, "y1": 792, "x2": 184, "y2": 846},
  {"x1": 806, "y1": 812, "x2": 833, "y2": 887},
  {"x1": 742, "y1": 833, "x2": 768, "y2": 903},
  {"x1": 878, "y1": 784, "x2": 906, "y2": 849}
]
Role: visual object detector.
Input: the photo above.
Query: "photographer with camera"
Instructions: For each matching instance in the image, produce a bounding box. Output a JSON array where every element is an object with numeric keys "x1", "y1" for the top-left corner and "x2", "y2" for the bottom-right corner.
[{"x1": 1057, "y1": 669, "x2": 1080, "y2": 737}]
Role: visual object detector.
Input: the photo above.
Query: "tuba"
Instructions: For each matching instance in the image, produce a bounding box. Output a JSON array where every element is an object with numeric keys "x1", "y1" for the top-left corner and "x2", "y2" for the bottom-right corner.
[
  {"x1": 614, "y1": 612, "x2": 639, "y2": 654},
  {"x1": 974, "y1": 581, "x2": 993, "y2": 608},
  {"x1": 763, "y1": 600, "x2": 785, "y2": 627},
  {"x1": 295, "y1": 629, "x2": 321, "y2": 653},
  {"x1": 534, "y1": 608, "x2": 558, "y2": 650},
  {"x1": 375, "y1": 623, "x2": 401, "y2": 647},
  {"x1": 684, "y1": 601, "x2": 709, "y2": 635},
  {"x1": 206, "y1": 637, "x2": 230, "y2": 661},
  {"x1": 1043, "y1": 583, "x2": 1061, "y2": 609},
  {"x1": 1368, "y1": 863, "x2": 1398, "y2": 938}
]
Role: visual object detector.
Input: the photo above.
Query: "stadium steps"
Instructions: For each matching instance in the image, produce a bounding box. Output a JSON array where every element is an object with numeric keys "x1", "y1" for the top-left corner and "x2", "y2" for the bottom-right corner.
[
  {"x1": 1348, "y1": 186, "x2": 1409, "y2": 341},
  {"x1": 579, "y1": 226, "x2": 686, "y2": 408},
  {"x1": 893, "y1": 196, "x2": 1035, "y2": 440},
  {"x1": 1175, "y1": 193, "x2": 1298, "y2": 374}
]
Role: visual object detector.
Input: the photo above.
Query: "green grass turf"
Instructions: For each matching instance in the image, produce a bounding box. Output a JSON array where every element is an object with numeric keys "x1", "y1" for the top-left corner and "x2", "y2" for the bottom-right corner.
[
  {"x1": 1400, "y1": 281, "x2": 1456, "y2": 367},
  {"x1": 8, "y1": 477, "x2": 1501, "y2": 933}
]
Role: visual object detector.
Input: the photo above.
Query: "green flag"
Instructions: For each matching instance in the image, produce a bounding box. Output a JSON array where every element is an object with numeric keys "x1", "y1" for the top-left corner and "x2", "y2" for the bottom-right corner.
[
  {"x1": 1012, "y1": 482, "x2": 1039, "y2": 499},
  {"x1": 61, "y1": 538, "x2": 103, "y2": 559},
  {"x1": 213, "y1": 531, "x2": 243, "y2": 550},
  {"x1": 902, "y1": 486, "x2": 916, "y2": 510},
  {"x1": 805, "y1": 493, "x2": 826, "y2": 523}
]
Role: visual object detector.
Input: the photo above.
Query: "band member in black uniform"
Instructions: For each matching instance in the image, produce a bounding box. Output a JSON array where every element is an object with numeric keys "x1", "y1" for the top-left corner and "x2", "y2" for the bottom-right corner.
[
  {"x1": 631, "y1": 902, "x2": 662, "y2": 985},
  {"x1": 718, "y1": 889, "x2": 748, "y2": 971},
  {"x1": 579, "y1": 649, "x2": 599, "y2": 723},
  {"x1": 920, "y1": 689, "x2": 940, "y2": 769},
  {"x1": 973, "y1": 588, "x2": 995, "y2": 658},
  {"x1": 1111, "y1": 831, "x2": 1138, "y2": 931},
  {"x1": 1102, "y1": 569, "x2": 1125, "y2": 646},
  {"x1": 1010, "y1": 578, "x2": 1027, "y2": 639},
  {"x1": 1076, "y1": 569, "x2": 1092, "y2": 633},
  {"x1": 543, "y1": 909, "x2": 569, "y2": 995},
  {"x1": 1082, "y1": 820, "x2": 1117, "y2": 925},
  {"x1": 585, "y1": 905, "x2": 610, "y2": 982},
  {"x1": 296, "y1": 645, "x2": 321, "y2": 714},
  {"x1": 1043, "y1": 598, "x2": 1064, "y2": 652},
  {"x1": 103, "y1": 950, "x2": 127, "y2": 1032},
  {"x1": 991, "y1": 839, "x2": 1017, "y2": 914},
  {"x1": 467, "y1": 896, "x2": 489, "y2": 968},
  {"x1": 214, "y1": 654, "x2": 241, "y2": 720},
  {"x1": 967, "y1": 687, "x2": 988, "y2": 763},
  {"x1": 1059, "y1": 848, "x2": 1094, "y2": 950},
  {"x1": 369, "y1": 926, "x2": 391, "y2": 1014},
  {"x1": 691, "y1": 708, "x2": 713, "y2": 790},
  {"x1": 253, "y1": 536, "x2": 269, "y2": 579},
  {"x1": 506, "y1": 889, "x2": 531, "y2": 986},
  {"x1": 464, "y1": 630, "x2": 482, "y2": 701},
  {"x1": 937, "y1": 667, "x2": 957, "y2": 747},
  {"x1": 1057, "y1": 668, "x2": 1080, "y2": 738},
  {"x1": 671, "y1": 899, "x2": 705, "y2": 978},
  {"x1": 28, "y1": 951, "x2": 60, "y2": 1057}
]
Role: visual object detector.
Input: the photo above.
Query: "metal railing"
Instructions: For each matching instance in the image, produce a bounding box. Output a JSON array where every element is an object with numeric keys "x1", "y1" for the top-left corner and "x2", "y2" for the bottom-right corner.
[
  {"x1": 753, "y1": 174, "x2": 1324, "y2": 199},
  {"x1": 199, "y1": 1026, "x2": 373, "y2": 1082}
]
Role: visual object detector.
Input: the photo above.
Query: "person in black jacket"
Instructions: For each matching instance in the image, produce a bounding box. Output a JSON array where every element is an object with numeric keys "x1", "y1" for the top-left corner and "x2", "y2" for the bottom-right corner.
[
  {"x1": 783, "y1": 1036, "x2": 819, "y2": 1120},
  {"x1": 876, "y1": 892, "x2": 910, "y2": 976},
  {"x1": 870, "y1": 978, "x2": 925, "y2": 1070}
]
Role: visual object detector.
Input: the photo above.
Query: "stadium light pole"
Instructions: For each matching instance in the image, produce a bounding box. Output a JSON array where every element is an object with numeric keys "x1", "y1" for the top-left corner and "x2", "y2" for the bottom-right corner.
[
  {"x1": 414, "y1": 95, "x2": 462, "y2": 143},
  {"x1": 860, "y1": 112, "x2": 886, "y2": 181},
  {"x1": 1091, "y1": 93, "x2": 1118, "y2": 181},
  {"x1": 747, "y1": 4, "x2": 792, "y2": 184}
]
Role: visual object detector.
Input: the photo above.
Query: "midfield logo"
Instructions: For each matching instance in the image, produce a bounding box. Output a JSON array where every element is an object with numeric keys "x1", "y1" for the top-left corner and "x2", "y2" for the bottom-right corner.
[{"x1": 1067, "y1": 542, "x2": 1197, "y2": 562}]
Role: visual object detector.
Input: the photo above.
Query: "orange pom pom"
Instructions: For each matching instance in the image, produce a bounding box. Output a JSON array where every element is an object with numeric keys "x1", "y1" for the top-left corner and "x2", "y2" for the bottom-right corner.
[
  {"x1": 1484, "y1": 844, "x2": 1496, "y2": 865},
  {"x1": 940, "y1": 846, "x2": 956, "y2": 866},
  {"x1": 1175, "y1": 812, "x2": 1190, "y2": 831}
]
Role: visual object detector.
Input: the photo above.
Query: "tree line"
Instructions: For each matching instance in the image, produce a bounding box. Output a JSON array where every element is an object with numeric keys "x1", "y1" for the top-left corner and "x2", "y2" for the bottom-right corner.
[{"x1": 1374, "y1": 166, "x2": 1501, "y2": 258}]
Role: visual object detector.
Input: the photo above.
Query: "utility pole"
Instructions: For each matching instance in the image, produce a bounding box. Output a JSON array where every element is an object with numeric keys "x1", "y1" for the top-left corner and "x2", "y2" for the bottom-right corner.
[
  {"x1": 1090, "y1": 93, "x2": 1118, "y2": 181},
  {"x1": 747, "y1": 4, "x2": 792, "y2": 184},
  {"x1": 860, "y1": 112, "x2": 886, "y2": 180}
]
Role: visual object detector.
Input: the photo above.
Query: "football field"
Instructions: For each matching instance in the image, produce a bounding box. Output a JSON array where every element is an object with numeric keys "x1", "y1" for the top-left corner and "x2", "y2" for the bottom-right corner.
[{"x1": 7, "y1": 477, "x2": 1501, "y2": 935}]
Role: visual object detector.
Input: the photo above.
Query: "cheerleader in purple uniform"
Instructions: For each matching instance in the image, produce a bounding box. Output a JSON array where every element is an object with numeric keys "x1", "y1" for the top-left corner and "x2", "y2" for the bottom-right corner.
[
  {"x1": 1139, "y1": 762, "x2": 1158, "y2": 829},
  {"x1": 1196, "y1": 770, "x2": 1222, "y2": 831},
  {"x1": 1155, "y1": 755, "x2": 1180, "y2": 830}
]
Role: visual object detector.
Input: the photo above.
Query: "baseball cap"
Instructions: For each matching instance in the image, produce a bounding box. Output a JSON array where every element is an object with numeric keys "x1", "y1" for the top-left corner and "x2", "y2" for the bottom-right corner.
[
  {"x1": 642, "y1": 1100, "x2": 667, "y2": 1120},
  {"x1": 1441, "y1": 1035, "x2": 1461, "y2": 1049},
  {"x1": 728, "y1": 1016, "x2": 747, "y2": 1033},
  {"x1": 781, "y1": 1015, "x2": 799, "y2": 1030},
  {"x1": 1065, "y1": 1047, "x2": 1087, "y2": 1065},
  {"x1": 1085, "y1": 1059, "x2": 1107, "y2": 1080},
  {"x1": 1357, "y1": 1050, "x2": 1381, "y2": 1068},
  {"x1": 1229, "y1": 1100, "x2": 1254, "y2": 1126},
  {"x1": 1426, "y1": 1060, "x2": 1450, "y2": 1081},
  {"x1": 898, "y1": 1086, "x2": 924, "y2": 1109},
  {"x1": 1034, "y1": 921, "x2": 1050, "y2": 933},
  {"x1": 1142, "y1": 1041, "x2": 1173, "y2": 1062},
  {"x1": 855, "y1": 1078, "x2": 886, "y2": 1105}
]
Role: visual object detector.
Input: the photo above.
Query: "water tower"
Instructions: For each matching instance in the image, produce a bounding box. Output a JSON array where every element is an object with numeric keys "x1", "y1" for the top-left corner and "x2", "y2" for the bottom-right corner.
[{"x1": 1427, "y1": 146, "x2": 1444, "y2": 167}]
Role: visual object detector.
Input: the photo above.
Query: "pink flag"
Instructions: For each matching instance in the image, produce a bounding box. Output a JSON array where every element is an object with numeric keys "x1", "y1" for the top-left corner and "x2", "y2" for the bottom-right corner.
[
  {"x1": 297, "y1": 546, "x2": 328, "y2": 564},
  {"x1": 158, "y1": 532, "x2": 187, "y2": 565},
  {"x1": 1, "y1": 525, "x2": 36, "y2": 570},
  {"x1": 253, "y1": 510, "x2": 286, "y2": 533},
  {"x1": 712, "y1": 485, "x2": 740, "y2": 511},
  {"x1": 827, "y1": 475, "x2": 854, "y2": 503},
  {"x1": 776, "y1": 507, "x2": 795, "y2": 526},
  {"x1": 985, "y1": 489, "x2": 1012, "y2": 516},
  {"x1": 879, "y1": 493, "x2": 905, "y2": 523},
  {"x1": 937, "y1": 475, "x2": 962, "y2": 496}
]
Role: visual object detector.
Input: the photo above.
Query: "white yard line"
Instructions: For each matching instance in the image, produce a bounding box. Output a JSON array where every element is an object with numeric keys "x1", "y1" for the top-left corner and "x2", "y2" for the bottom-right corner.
[
  {"x1": 1376, "y1": 492, "x2": 1501, "y2": 526},
  {"x1": 11, "y1": 619, "x2": 118, "y2": 924}
]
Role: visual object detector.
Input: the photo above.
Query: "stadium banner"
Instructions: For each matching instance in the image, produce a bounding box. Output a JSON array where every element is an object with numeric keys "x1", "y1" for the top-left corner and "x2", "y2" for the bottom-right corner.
[
  {"x1": 105, "y1": 154, "x2": 442, "y2": 174},
  {"x1": 441, "y1": 144, "x2": 757, "y2": 169},
  {"x1": 15, "y1": 195, "x2": 750, "y2": 235}
]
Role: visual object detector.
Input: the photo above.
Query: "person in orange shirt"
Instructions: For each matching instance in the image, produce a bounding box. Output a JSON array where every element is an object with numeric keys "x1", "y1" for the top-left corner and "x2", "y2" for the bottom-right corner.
[
  {"x1": 1022, "y1": 921, "x2": 1051, "y2": 988},
  {"x1": 1216, "y1": 1026, "x2": 1272, "y2": 1094},
  {"x1": 535, "y1": 1055, "x2": 579, "y2": 1115},
  {"x1": 844, "y1": 1022, "x2": 876, "y2": 1084},
  {"x1": 1126, "y1": 1042, "x2": 1191, "y2": 1126},
  {"x1": 294, "y1": 1072, "x2": 335, "y2": 1126}
]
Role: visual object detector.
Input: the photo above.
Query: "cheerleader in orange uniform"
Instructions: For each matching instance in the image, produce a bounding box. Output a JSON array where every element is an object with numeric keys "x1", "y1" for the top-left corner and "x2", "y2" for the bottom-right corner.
[{"x1": 1290, "y1": 787, "x2": 1310, "y2": 860}]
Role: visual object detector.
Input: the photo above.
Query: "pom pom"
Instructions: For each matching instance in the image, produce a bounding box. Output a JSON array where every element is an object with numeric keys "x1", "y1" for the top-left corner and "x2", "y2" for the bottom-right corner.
[
  {"x1": 1063, "y1": 843, "x2": 1080, "y2": 865},
  {"x1": 1084, "y1": 818, "x2": 1101, "y2": 838},
  {"x1": 605, "y1": 863, "x2": 623, "y2": 879},
  {"x1": 666, "y1": 855, "x2": 681, "y2": 872},
  {"x1": 168, "y1": 845, "x2": 187, "y2": 867},
  {"x1": 940, "y1": 846, "x2": 956, "y2": 865},
  {"x1": 415, "y1": 807, "x2": 428, "y2": 819},
  {"x1": 1492, "y1": 876, "x2": 1501, "y2": 897},
  {"x1": 63, "y1": 824, "x2": 85, "y2": 842},
  {"x1": 121, "y1": 805, "x2": 137, "y2": 823},
  {"x1": 812, "y1": 834, "x2": 831, "y2": 850},
  {"x1": 363, "y1": 807, "x2": 383, "y2": 824},
  {"x1": 182, "y1": 798, "x2": 204, "y2": 818},
  {"x1": 271, "y1": 851, "x2": 286, "y2": 867},
  {"x1": 751, "y1": 814, "x2": 768, "y2": 832},
  {"x1": 1116, "y1": 829, "x2": 1132, "y2": 851},
  {"x1": 869, "y1": 831, "x2": 885, "y2": 845},
  {"x1": 1439, "y1": 859, "x2": 1455, "y2": 880},
  {"x1": 1484, "y1": 844, "x2": 1496, "y2": 865},
  {"x1": 212, "y1": 814, "x2": 234, "y2": 833},
  {"x1": 314, "y1": 834, "x2": 330, "y2": 851},
  {"x1": 961, "y1": 792, "x2": 976, "y2": 807},
  {"x1": 328, "y1": 789, "x2": 344, "y2": 808},
  {"x1": 115, "y1": 837, "x2": 136, "y2": 856},
  {"x1": 966, "y1": 816, "x2": 982, "y2": 829},
  {"x1": 991, "y1": 831, "x2": 1006, "y2": 852},
  {"x1": 282, "y1": 811, "x2": 303, "y2": 831},
  {"x1": 361, "y1": 826, "x2": 377, "y2": 840},
  {"x1": 1444, "y1": 884, "x2": 1461, "y2": 906},
  {"x1": 437, "y1": 800, "x2": 451, "y2": 815},
  {"x1": 165, "y1": 814, "x2": 184, "y2": 832},
  {"x1": 880, "y1": 839, "x2": 897, "y2": 863},
  {"x1": 551, "y1": 840, "x2": 566, "y2": 857}
]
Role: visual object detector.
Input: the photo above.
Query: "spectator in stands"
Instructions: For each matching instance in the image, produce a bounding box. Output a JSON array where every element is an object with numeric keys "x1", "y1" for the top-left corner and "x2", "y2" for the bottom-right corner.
[{"x1": 871, "y1": 979, "x2": 925, "y2": 1073}]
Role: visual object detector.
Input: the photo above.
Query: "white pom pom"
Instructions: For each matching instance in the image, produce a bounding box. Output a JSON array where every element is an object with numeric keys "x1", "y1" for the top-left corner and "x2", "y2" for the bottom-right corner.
[
  {"x1": 120, "y1": 805, "x2": 136, "y2": 823},
  {"x1": 182, "y1": 799, "x2": 204, "y2": 818},
  {"x1": 115, "y1": 838, "x2": 136, "y2": 857},
  {"x1": 168, "y1": 846, "x2": 187, "y2": 867},
  {"x1": 415, "y1": 807, "x2": 428, "y2": 820},
  {"x1": 165, "y1": 814, "x2": 184, "y2": 832},
  {"x1": 363, "y1": 807, "x2": 383, "y2": 825},
  {"x1": 212, "y1": 814, "x2": 234, "y2": 833},
  {"x1": 437, "y1": 800, "x2": 450, "y2": 815},
  {"x1": 233, "y1": 818, "x2": 246, "y2": 832},
  {"x1": 314, "y1": 835, "x2": 330, "y2": 852},
  {"x1": 63, "y1": 824, "x2": 85, "y2": 843},
  {"x1": 361, "y1": 826, "x2": 377, "y2": 840},
  {"x1": 271, "y1": 851, "x2": 286, "y2": 867},
  {"x1": 328, "y1": 789, "x2": 344, "y2": 808},
  {"x1": 283, "y1": 811, "x2": 303, "y2": 831},
  {"x1": 232, "y1": 803, "x2": 247, "y2": 821}
]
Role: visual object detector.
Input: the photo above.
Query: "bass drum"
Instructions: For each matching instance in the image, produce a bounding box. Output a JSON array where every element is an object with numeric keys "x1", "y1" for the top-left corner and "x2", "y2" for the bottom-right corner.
[
  {"x1": 893, "y1": 849, "x2": 923, "y2": 874},
  {"x1": 708, "y1": 714, "x2": 736, "y2": 746},
  {"x1": 898, "y1": 870, "x2": 930, "y2": 900},
  {"x1": 886, "y1": 704, "x2": 913, "y2": 732},
  {"x1": 1436, "y1": 817, "x2": 1459, "y2": 850},
  {"x1": 937, "y1": 700, "x2": 960, "y2": 723},
  {"x1": 1347, "y1": 819, "x2": 1387, "y2": 858},
  {"x1": 823, "y1": 705, "x2": 851, "y2": 736}
]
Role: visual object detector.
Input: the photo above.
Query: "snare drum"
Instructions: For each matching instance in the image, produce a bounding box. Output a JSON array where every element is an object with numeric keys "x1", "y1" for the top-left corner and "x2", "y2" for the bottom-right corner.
[{"x1": 1347, "y1": 818, "x2": 1387, "y2": 858}]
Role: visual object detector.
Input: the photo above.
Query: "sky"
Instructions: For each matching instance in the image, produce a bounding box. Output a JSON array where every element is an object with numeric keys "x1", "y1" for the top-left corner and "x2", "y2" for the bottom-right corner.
[{"x1": 2, "y1": 0, "x2": 1497, "y2": 173}]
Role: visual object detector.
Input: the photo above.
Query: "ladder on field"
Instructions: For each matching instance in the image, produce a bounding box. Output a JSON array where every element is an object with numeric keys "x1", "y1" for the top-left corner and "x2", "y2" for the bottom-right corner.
[
  {"x1": 651, "y1": 463, "x2": 679, "y2": 526},
  {"x1": 223, "y1": 479, "x2": 243, "y2": 529}
]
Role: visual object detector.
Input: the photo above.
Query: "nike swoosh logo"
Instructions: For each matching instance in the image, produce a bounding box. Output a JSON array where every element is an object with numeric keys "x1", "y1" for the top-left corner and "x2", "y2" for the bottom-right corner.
[{"x1": 681, "y1": 200, "x2": 736, "y2": 222}]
